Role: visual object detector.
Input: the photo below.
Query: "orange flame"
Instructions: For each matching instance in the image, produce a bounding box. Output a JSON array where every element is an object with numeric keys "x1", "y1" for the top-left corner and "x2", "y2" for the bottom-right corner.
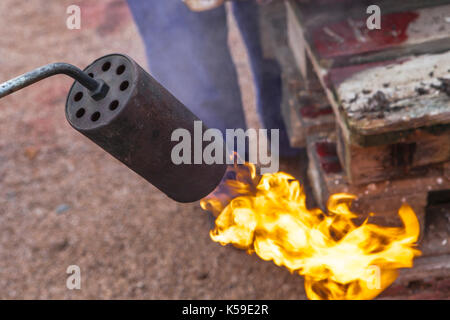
[{"x1": 200, "y1": 162, "x2": 421, "y2": 300}]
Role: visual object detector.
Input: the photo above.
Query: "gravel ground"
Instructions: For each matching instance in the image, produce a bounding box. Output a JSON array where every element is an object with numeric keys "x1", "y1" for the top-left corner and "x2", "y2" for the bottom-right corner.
[{"x1": 0, "y1": 0, "x2": 308, "y2": 299}]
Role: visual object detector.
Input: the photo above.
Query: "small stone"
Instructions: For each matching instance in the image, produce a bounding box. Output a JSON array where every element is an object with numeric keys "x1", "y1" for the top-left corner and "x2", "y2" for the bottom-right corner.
[
  {"x1": 56, "y1": 204, "x2": 70, "y2": 214},
  {"x1": 197, "y1": 271, "x2": 209, "y2": 280},
  {"x1": 437, "y1": 177, "x2": 443, "y2": 185},
  {"x1": 24, "y1": 146, "x2": 39, "y2": 160},
  {"x1": 415, "y1": 87, "x2": 429, "y2": 95},
  {"x1": 51, "y1": 239, "x2": 69, "y2": 252},
  {"x1": 442, "y1": 239, "x2": 448, "y2": 246},
  {"x1": 6, "y1": 191, "x2": 16, "y2": 199}
]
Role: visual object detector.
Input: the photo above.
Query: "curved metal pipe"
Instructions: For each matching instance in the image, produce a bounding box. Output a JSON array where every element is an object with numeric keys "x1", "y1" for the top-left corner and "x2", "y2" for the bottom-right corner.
[{"x1": 0, "y1": 63, "x2": 102, "y2": 99}]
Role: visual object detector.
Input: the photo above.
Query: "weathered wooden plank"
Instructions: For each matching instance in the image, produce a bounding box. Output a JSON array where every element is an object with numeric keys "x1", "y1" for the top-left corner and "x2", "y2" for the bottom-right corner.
[
  {"x1": 292, "y1": 0, "x2": 450, "y2": 18},
  {"x1": 293, "y1": 76, "x2": 335, "y2": 142},
  {"x1": 337, "y1": 52, "x2": 450, "y2": 137},
  {"x1": 337, "y1": 125, "x2": 450, "y2": 185},
  {"x1": 312, "y1": 5, "x2": 450, "y2": 67},
  {"x1": 289, "y1": 1, "x2": 450, "y2": 68},
  {"x1": 287, "y1": 1, "x2": 309, "y2": 79},
  {"x1": 282, "y1": 73, "x2": 306, "y2": 147},
  {"x1": 283, "y1": 75, "x2": 336, "y2": 147}
]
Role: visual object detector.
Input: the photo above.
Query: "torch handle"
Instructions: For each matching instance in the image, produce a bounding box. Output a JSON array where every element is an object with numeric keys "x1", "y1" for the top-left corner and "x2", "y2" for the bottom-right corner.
[{"x1": 0, "y1": 63, "x2": 102, "y2": 99}]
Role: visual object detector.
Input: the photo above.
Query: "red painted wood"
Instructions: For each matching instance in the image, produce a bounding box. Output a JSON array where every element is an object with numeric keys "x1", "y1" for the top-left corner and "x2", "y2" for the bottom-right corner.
[
  {"x1": 300, "y1": 105, "x2": 333, "y2": 119},
  {"x1": 315, "y1": 141, "x2": 342, "y2": 174},
  {"x1": 311, "y1": 11, "x2": 419, "y2": 60}
]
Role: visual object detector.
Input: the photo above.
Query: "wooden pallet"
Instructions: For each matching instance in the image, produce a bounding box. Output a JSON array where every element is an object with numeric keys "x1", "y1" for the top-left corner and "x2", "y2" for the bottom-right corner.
[
  {"x1": 287, "y1": 0, "x2": 450, "y2": 184},
  {"x1": 262, "y1": 0, "x2": 450, "y2": 288}
]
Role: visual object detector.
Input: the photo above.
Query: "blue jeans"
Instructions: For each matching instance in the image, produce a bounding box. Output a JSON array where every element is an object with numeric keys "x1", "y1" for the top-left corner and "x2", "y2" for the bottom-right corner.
[{"x1": 127, "y1": 0, "x2": 298, "y2": 157}]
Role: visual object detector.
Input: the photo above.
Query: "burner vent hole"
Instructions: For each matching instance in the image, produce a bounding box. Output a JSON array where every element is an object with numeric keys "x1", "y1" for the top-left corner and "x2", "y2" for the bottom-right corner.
[
  {"x1": 102, "y1": 62, "x2": 111, "y2": 72},
  {"x1": 76, "y1": 108, "x2": 85, "y2": 118},
  {"x1": 109, "y1": 100, "x2": 119, "y2": 110},
  {"x1": 91, "y1": 112, "x2": 101, "y2": 122},
  {"x1": 74, "y1": 92, "x2": 83, "y2": 102},
  {"x1": 120, "y1": 81, "x2": 129, "y2": 91},
  {"x1": 116, "y1": 65, "x2": 126, "y2": 75}
]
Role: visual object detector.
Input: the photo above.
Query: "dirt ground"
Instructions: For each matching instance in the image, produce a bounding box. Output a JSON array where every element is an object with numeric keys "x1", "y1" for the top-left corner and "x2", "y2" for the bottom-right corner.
[
  {"x1": 0, "y1": 0, "x2": 310, "y2": 299},
  {"x1": 2, "y1": 0, "x2": 448, "y2": 300}
]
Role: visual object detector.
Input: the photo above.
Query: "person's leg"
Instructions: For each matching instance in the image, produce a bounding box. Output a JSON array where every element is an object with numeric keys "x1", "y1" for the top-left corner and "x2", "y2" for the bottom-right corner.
[
  {"x1": 231, "y1": 1, "x2": 299, "y2": 157},
  {"x1": 127, "y1": 0, "x2": 247, "y2": 134}
]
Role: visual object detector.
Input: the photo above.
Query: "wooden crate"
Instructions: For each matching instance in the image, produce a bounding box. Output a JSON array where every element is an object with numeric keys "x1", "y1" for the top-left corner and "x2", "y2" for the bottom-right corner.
[
  {"x1": 265, "y1": 0, "x2": 450, "y2": 286},
  {"x1": 287, "y1": 0, "x2": 450, "y2": 184}
]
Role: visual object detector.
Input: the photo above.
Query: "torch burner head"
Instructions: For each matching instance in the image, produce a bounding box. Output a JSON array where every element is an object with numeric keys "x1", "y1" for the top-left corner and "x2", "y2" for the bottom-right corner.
[
  {"x1": 66, "y1": 54, "x2": 135, "y2": 130},
  {"x1": 66, "y1": 54, "x2": 226, "y2": 203}
]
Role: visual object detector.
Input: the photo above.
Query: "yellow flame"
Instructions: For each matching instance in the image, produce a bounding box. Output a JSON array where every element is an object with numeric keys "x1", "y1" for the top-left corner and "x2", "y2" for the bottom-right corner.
[{"x1": 200, "y1": 162, "x2": 421, "y2": 300}]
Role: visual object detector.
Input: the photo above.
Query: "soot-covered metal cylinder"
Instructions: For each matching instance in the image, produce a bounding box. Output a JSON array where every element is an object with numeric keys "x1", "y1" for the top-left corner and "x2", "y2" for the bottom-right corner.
[{"x1": 65, "y1": 54, "x2": 226, "y2": 203}]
